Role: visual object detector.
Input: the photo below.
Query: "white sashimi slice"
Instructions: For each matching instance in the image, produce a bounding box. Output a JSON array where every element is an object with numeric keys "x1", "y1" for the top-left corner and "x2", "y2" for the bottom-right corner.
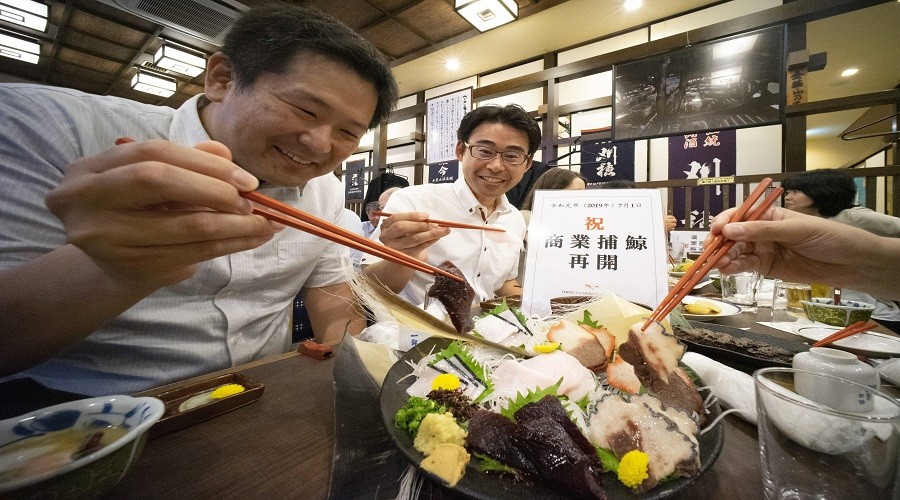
[
  {"x1": 521, "y1": 351, "x2": 595, "y2": 401},
  {"x1": 490, "y1": 359, "x2": 558, "y2": 400},
  {"x1": 473, "y1": 314, "x2": 520, "y2": 344}
]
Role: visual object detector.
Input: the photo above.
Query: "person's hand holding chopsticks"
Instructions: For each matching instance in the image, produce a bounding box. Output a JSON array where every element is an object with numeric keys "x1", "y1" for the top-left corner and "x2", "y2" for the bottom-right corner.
[
  {"x1": 46, "y1": 138, "x2": 282, "y2": 290},
  {"x1": 707, "y1": 206, "x2": 900, "y2": 301}
]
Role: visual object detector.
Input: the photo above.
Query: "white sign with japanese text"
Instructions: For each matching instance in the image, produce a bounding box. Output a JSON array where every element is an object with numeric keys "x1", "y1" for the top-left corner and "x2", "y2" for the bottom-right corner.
[
  {"x1": 521, "y1": 189, "x2": 668, "y2": 316},
  {"x1": 426, "y1": 88, "x2": 471, "y2": 164},
  {"x1": 669, "y1": 230, "x2": 709, "y2": 255}
]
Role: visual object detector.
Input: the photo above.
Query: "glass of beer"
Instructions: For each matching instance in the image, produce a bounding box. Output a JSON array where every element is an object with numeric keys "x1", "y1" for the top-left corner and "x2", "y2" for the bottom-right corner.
[
  {"x1": 772, "y1": 281, "x2": 812, "y2": 320},
  {"x1": 810, "y1": 282, "x2": 832, "y2": 298}
]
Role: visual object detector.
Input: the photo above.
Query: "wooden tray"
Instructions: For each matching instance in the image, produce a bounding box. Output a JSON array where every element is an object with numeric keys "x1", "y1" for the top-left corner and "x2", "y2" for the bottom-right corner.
[{"x1": 142, "y1": 372, "x2": 264, "y2": 438}]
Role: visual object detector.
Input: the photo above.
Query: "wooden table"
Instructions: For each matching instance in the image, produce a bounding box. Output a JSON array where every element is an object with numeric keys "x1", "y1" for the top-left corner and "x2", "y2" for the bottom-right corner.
[{"x1": 100, "y1": 304, "x2": 897, "y2": 500}]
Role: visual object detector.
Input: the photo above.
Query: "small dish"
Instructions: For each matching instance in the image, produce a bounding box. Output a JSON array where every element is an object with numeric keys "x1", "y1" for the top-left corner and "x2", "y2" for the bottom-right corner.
[
  {"x1": 140, "y1": 372, "x2": 264, "y2": 438},
  {"x1": 800, "y1": 298, "x2": 874, "y2": 327},
  {"x1": 793, "y1": 325, "x2": 900, "y2": 359},
  {"x1": 0, "y1": 395, "x2": 164, "y2": 497},
  {"x1": 680, "y1": 296, "x2": 741, "y2": 321}
]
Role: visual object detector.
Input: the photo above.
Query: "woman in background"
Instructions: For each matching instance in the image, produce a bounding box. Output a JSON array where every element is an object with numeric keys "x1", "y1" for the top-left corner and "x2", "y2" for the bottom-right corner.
[
  {"x1": 782, "y1": 168, "x2": 900, "y2": 332},
  {"x1": 518, "y1": 168, "x2": 587, "y2": 280}
]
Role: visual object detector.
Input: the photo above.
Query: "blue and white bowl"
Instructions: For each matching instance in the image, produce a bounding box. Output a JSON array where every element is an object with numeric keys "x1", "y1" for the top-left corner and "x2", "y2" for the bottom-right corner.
[{"x1": 0, "y1": 395, "x2": 164, "y2": 498}]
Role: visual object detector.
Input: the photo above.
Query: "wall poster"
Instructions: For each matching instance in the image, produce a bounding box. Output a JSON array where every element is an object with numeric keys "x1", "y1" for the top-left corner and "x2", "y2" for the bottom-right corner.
[
  {"x1": 344, "y1": 159, "x2": 366, "y2": 201},
  {"x1": 426, "y1": 87, "x2": 471, "y2": 183},
  {"x1": 579, "y1": 139, "x2": 635, "y2": 188},
  {"x1": 668, "y1": 129, "x2": 737, "y2": 228}
]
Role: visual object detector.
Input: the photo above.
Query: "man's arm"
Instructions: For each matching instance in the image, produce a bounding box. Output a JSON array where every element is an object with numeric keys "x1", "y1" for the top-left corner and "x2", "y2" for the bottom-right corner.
[
  {"x1": 0, "y1": 140, "x2": 279, "y2": 374},
  {"x1": 496, "y1": 279, "x2": 522, "y2": 297},
  {"x1": 361, "y1": 212, "x2": 449, "y2": 293},
  {"x1": 709, "y1": 207, "x2": 900, "y2": 301},
  {"x1": 303, "y1": 282, "x2": 366, "y2": 345}
]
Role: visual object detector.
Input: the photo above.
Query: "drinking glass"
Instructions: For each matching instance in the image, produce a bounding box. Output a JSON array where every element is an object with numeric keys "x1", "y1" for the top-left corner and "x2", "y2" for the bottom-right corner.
[
  {"x1": 755, "y1": 368, "x2": 900, "y2": 500},
  {"x1": 667, "y1": 241, "x2": 686, "y2": 268},
  {"x1": 771, "y1": 280, "x2": 811, "y2": 321},
  {"x1": 720, "y1": 271, "x2": 762, "y2": 307}
]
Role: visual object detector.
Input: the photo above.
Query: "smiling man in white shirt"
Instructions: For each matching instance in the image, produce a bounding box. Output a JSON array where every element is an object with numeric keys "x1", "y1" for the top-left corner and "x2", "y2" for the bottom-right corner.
[{"x1": 362, "y1": 104, "x2": 540, "y2": 306}]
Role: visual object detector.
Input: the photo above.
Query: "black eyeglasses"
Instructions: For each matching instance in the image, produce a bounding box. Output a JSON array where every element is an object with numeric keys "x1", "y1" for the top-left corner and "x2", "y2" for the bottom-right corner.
[{"x1": 464, "y1": 142, "x2": 530, "y2": 166}]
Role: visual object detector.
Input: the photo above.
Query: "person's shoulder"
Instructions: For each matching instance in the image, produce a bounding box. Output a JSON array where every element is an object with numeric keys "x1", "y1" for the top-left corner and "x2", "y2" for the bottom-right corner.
[{"x1": 1, "y1": 84, "x2": 168, "y2": 115}]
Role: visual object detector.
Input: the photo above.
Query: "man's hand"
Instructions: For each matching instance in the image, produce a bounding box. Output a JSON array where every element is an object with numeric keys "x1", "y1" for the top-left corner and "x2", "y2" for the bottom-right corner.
[{"x1": 45, "y1": 139, "x2": 282, "y2": 291}]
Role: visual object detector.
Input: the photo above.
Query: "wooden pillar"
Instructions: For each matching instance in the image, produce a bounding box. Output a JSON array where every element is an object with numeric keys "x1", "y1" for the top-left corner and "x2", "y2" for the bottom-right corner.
[
  {"x1": 783, "y1": 21, "x2": 807, "y2": 173},
  {"x1": 413, "y1": 91, "x2": 425, "y2": 185},
  {"x1": 541, "y1": 52, "x2": 558, "y2": 164}
]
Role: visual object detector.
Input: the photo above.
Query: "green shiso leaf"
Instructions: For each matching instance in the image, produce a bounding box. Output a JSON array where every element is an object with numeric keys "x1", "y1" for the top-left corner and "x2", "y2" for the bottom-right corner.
[
  {"x1": 577, "y1": 309, "x2": 602, "y2": 329},
  {"x1": 596, "y1": 446, "x2": 620, "y2": 472},
  {"x1": 474, "y1": 453, "x2": 522, "y2": 478},
  {"x1": 499, "y1": 379, "x2": 563, "y2": 421}
]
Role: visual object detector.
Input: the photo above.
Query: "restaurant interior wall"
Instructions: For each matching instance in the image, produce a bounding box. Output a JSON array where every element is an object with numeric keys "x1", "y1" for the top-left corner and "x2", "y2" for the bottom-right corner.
[{"x1": 360, "y1": 0, "x2": 790, "y2": 189}]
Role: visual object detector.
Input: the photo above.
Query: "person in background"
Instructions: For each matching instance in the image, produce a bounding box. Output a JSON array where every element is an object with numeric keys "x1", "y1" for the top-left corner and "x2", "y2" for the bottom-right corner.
[
  {"x1": 781, "y1": 168, "x2": 900, "y2": 331},
  {"x1": 709, "y1": 207, "x2": 900, "y2": 302},
  {"x1": 362, "y1": 201, "x2": 382, "y2": 238},
  {"x1": 362, "y1": 104, "x2": 541, "y2": 306},
  {"x1": 518, "y1": 168, "x2": 586, "y2": 280},
  {"x1": 362, "y1": 186, "x2": 401, "y2": 238},
  {"x1": 598, "y1": 179, "x2": 678, "y2": 232},
  {"x1": 0, "y1": 5, "x2": 398, "y2": 396}
]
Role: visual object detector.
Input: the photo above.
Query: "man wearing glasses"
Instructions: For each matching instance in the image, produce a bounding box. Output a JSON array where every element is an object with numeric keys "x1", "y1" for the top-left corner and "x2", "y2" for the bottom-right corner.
[{"x1": 362, "y1": 104, "x2": 541, "y2": 308}]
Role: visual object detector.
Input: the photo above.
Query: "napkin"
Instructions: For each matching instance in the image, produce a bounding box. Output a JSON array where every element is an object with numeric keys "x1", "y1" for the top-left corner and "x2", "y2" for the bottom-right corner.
[{"x1": 682, "y1": 351, "x2": 758, "y2": 424}]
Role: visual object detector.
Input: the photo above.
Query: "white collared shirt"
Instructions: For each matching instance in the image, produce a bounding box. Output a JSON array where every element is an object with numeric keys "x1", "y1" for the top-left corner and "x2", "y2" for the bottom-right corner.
[
  {"x1": 0, "y1": 84, "x2": 348, "y2": 395},
  {"x1": 361, "y1": 178, "x2": 525, "y2": 306}
]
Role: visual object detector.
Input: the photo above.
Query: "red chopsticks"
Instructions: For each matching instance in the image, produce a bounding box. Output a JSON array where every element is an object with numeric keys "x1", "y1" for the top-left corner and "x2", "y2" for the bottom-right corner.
[
  {"x1": 111, "y1": 137, "x2": 462, "y2": 282},
  {"x1": 373, "y1": 211, "x2": 506, "y2": 233},
  {"x1": 643, "y1": 178, "x2": 783, "y2": 330},
  {"x1": 812, "y1": 320, "x2": 878, "y2": 347},
  {"x1": 243, "y1": 192, "x2": 464, "y2": 282}
]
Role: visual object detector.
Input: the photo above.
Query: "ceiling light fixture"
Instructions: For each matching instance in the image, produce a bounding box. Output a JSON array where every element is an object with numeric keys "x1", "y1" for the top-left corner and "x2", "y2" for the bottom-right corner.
[
  {"x1": 0, "y1": 28, "x2": 39, "y2": 64},
  {"x1": 841, "y1": 68, "x2": 859, "y2": 77},
  {"x1": 455, "y1": 0, "x2": 518, "y2": 32},
  {"x1": 445, "y1": 58, "x2": 460, "y2": 70},
  {"x1": 153, "y1": 41, "x2": 206, "y2": 77},
  {"x1": 0, "y1": 0, "x2": 48, "y2": 32},
  {"x1": 131, "y1": 68, "x2": 177, "y2": 97},
  {"x1": 623, "y1": 0, "x2": 642, "y2": 11}
]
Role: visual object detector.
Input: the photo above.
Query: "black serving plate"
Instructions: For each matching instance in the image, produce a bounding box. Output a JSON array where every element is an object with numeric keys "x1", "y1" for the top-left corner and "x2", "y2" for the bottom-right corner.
[
  {"x1": 677, "y1": 321, "x2": 810, "y2": 370},
  {"x1": 379, "y1": 337, "x2": 724, "y2": 500}
]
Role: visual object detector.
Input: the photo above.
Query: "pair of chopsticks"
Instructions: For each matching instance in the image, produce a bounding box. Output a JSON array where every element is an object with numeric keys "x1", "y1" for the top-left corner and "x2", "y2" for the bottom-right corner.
[
  {"x1": 372, "y1": 211, "x2": 506, "y2": 233},
  {"x1": 812, "y1": 320, "x2": 878, "y2": 347},
  {"x1": 643, "y1": 177, "x2": 784, "y2": 330},
  {"x1": 113, "y1": 137, "x2": 463, "y2": 283},
  {"x1": 243, "y1": 192, "x2": 463, "y2": 282}
]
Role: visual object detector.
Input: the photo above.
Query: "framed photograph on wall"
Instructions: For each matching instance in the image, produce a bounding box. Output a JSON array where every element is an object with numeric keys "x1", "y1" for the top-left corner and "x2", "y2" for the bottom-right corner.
[{"x1": 612, "y1": 25, "x2": 785, "y2": 141}]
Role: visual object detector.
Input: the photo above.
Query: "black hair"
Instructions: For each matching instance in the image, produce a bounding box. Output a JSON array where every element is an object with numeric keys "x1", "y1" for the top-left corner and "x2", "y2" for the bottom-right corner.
[
  {"x1": 221, "y1": 4, "x2": 398, "y2": 129},
  {"x1": 457, "y1": 104, "x2": 542, "y2": 155},
  {"x1": 521, "y1": 168, "x2": 586, "y2": 211},
  {"x1": 781, "y1": 169, "x2": 856, "y2": 216},
  {"x1": 597, "y1": 179, "x2": 636, "y2": 189}
]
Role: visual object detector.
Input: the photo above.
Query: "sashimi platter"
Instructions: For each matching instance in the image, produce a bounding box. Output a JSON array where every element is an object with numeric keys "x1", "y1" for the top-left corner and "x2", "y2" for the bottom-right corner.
[{"x1": 352, "y1": 264, "x2": 725, "y2": 499}]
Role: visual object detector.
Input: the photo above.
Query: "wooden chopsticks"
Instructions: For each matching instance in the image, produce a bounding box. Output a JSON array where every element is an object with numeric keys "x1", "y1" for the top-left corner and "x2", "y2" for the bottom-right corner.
[
  {"x1": 812, "y1": 320, "x2": 878, "y2": 347},
  {"x1": 643, "y1": 177, "x2": 783, "y2": 330},
  {"x1": 373, "y1": 211, "x2": 506, "y2": 233},
  {"x1": 242, "y1": 191, "x2": 464, "y2": 282}
]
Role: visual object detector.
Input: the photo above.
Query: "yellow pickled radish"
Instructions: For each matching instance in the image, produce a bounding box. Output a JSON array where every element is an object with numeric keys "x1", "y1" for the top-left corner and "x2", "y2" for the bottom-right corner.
[
  {"x1": 432, "y1": 373, "x2": 461, "y2": 391},
  {"x1": 210, "y1": 383, "x2": 246, "y2": 399}
]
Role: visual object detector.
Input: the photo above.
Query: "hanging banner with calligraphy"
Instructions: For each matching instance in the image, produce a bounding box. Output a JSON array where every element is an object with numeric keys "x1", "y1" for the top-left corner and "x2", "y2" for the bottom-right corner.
[
  {"x1": 521, "y1": 189, "x2": 667, "y2": 317},
  {"x1": 426, "y1": 88, "x2": 472, "y2": 164},
  {"x1": 427, "y1": 160, "x2": 459, "y2": 184},
  {"x1": 579, "y1": 139, "x2": 635, "y2": 187},
  {"x1": 668, "y1": 129, "x2": 736, "y2": 229},
  {"x1": 344, "y1": 159, "x2": 366, "y2": 201}
]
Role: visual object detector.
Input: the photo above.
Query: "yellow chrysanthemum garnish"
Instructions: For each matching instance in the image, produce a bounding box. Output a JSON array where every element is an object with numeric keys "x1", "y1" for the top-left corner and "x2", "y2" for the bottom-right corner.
[
  {"x1": 617, "y1": 450, "x2": 649, "y2": 489},
  {"x1": 534, "y1": 342, "x2": 561, "y2": 354},
  {"x1": 210, "y1": 383, "x2": 246, "y2": 399},
  {"x1": 432, "y1": 373, "x2": 461, "y2": 391}
]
